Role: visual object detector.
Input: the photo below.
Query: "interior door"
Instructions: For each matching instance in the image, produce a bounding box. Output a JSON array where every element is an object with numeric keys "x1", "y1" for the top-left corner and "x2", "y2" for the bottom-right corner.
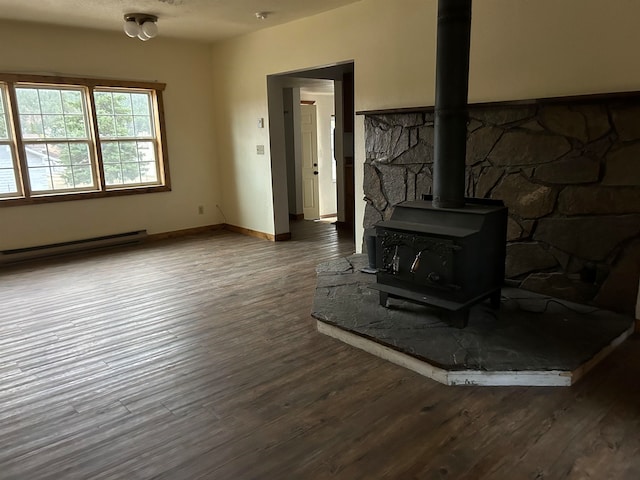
[{"x1": 301, "y1": 104, "x2": 320, "y2": 220}]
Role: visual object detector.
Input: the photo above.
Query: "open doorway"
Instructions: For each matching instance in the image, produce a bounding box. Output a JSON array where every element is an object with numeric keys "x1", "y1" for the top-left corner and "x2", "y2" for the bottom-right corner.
[{"x1": 267, "y1": 62, "x2": 355, "y2": 242}]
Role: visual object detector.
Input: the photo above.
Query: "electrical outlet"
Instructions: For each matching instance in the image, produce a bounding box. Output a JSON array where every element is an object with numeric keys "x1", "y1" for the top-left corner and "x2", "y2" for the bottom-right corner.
[
  {"x1": 256, "y1": 145, "x2": 265, "y2": 155},
  {"x1": 198, "y1": 205, "x2": 204, "y2": 214}
]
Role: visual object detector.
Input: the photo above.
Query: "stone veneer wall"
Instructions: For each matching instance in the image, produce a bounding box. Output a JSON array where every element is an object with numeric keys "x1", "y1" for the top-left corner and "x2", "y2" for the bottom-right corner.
[{"x1": 363, "y1": 95, "x2": 640, "y2": 315}]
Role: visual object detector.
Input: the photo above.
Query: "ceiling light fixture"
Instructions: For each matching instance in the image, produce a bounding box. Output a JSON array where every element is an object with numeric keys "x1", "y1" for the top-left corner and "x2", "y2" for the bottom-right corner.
[
  {"x1": 255, "y1": 12, "x2": 268, "y2": 20},
  {"x1": 124, "y1": 13, "x2": 159, "y2": 41}
]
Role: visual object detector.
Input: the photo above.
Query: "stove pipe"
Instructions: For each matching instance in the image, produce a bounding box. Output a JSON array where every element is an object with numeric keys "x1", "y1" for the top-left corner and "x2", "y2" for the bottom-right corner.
[{"x1": 432, "y1": 0, "x2": 472, "y2": 209}]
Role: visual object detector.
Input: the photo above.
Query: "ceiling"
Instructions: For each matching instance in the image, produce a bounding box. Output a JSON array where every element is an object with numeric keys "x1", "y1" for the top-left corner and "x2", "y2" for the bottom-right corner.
[{"x1": 0, "y1": 0, "x2": 362, "y2": 43}]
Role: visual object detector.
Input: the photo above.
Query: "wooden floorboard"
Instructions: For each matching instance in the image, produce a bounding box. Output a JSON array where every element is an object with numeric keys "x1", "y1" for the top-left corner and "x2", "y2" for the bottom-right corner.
[{"x1": 1, "y1": 219, "x2": 639, "y2": 479}]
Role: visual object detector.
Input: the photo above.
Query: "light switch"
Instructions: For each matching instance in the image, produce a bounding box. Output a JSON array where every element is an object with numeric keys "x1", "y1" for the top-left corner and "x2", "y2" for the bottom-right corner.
[
  {"x1": 256, "y1": 145, "x2": 265, "y2": 155},
  {"x1": 257, "y1": 118, "x2": 264, "y2": 128}
]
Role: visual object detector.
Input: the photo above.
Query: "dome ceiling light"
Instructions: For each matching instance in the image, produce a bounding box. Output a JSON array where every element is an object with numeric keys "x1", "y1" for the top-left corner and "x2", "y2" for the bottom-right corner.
[{"x1": 123, "y1": 13, "x2": 159, "y2": 41}]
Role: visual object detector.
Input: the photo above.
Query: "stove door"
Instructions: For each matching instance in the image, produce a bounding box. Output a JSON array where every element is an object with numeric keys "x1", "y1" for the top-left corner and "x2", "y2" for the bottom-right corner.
[{"x1": 376, "y1": 229, "x2": 460, "y2": 294}]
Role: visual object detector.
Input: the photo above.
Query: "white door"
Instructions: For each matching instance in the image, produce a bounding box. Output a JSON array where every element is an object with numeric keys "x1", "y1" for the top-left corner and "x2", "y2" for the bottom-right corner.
[{"x1": 301, "y1": 104, "x2": 320, "y2": 220}]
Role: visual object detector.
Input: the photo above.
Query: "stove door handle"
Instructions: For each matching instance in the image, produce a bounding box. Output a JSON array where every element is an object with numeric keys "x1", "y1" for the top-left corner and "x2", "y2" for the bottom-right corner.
[{"x1": 410, "y1": 252, "x2": 422, "y2": 273}]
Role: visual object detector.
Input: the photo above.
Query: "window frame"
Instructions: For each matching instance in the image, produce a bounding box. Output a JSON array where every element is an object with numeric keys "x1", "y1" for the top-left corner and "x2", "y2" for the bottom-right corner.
[
  {"x1": 0, "y1": 84, "x2": 21, "y2": 198},
  {"x1": 0, "y1": 73, "x2": 170, "y2": 207}
]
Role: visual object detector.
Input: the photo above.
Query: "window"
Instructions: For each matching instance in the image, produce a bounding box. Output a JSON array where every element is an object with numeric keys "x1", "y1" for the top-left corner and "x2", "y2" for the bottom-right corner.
[
  {"x1": 94, "y1": 89, "x2": 159, "y2": 187},
  {"x1": 0, "y1": 74, "x2": 169, "y2": 206}
]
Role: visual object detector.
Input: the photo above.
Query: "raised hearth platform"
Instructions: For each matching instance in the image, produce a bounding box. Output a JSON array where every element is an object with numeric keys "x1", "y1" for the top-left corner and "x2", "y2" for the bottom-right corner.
[{"x1": 312, "y1": 255, "x2": 635, "y2": 386}]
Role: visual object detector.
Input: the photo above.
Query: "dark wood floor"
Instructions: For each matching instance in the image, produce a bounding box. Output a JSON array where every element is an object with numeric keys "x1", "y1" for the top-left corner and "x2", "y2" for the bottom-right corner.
[{"x1": 1, "y1": 220, "x2": 638, "y2": 480}]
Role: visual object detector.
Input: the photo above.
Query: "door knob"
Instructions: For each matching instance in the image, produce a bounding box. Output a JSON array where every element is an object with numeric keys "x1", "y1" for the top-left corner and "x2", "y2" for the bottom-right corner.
[
  {"x1": 313, "y1": 163, "x2": 318, "y2": 167},
  {"x1": 313, "y1": 171, "x2": 319, "y2": 175}
]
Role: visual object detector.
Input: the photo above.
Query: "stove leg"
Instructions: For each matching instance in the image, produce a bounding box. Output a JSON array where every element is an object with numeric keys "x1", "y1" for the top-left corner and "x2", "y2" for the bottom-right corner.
[
  {"x1": 490, "y1": 290, "x2": 501, "y2": 309},
  {"x1": 379, "y1": 292, "x2": 389, "y2": 308},
  {"x1": 449, "y1": 309, "x2": 469, "y2": 328}
]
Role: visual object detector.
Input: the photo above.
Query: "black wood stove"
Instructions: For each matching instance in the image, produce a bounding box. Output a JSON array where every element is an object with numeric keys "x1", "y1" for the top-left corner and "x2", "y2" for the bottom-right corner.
[
  {"x1": 373, "y1": 196, "x2": 506, "y2": 327},
  {"x1": 371, "y1": 0, "x2": 508, "y2": 327}
]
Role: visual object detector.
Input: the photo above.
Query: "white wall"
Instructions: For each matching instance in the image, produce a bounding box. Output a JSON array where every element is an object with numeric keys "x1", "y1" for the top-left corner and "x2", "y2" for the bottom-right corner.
[
  {"x1": 299, "y1": 92, "x2": 337, "y2": 217},
  {"x1": 211, "y1": 0, "x2": 640, "y2": 250},
  {"x1": 0, "y1": 20, "x2": 220, "y2": 250}
]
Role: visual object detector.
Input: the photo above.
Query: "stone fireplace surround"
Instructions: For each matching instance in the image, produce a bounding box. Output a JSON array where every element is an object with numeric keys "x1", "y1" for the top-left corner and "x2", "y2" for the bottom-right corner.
[{"x1": 361, "y1": 92, "x2": 640, "y2": 317}]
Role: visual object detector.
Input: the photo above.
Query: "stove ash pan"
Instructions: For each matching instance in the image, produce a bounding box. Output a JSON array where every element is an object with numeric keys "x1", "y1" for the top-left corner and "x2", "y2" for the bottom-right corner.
[{"x1": 372, "y1": 196, "x2": 507, "y2": 328}]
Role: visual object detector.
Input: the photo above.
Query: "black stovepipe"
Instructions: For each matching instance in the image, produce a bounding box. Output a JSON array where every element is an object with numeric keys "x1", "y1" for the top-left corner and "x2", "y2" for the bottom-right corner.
[{"x1": 432, "y1": 0, "x2": 472, "y2": 209}]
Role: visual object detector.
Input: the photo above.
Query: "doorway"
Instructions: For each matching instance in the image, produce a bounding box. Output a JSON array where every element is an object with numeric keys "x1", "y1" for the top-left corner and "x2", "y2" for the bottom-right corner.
[{"x1": 267, "y1": 62, "x2": 355, "y2": 242}]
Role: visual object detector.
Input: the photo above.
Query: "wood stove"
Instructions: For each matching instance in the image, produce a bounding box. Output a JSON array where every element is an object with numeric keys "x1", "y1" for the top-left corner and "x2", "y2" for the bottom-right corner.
[
  {"x1": 371, "y1": 0, "x2": 508, "y2": 327},
  {"x1": 373, "y1": 196, "x2": 507, "y2": 327}
]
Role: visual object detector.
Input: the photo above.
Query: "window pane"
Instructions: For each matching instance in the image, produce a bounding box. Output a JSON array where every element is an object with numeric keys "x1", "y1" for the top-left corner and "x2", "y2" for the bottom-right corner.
[
  {"x1": 27, "y1": 167, "x2": 54, "y2": 191},
  {"x1": 134, "y1": 116, "x2": 152, "y2": 136},
  {"x1": 112, "y1": 93, "x2": 132, "y2": 115},
  {"x1": 119, "y1": 141, "x2": 137, "y2": 161},
  {"x1": 131, "y1": 94, "x2": 150, "y2": 115},
  {"x1": 101, "y1": 142, "x2": 120, "y2": 164},
  {"x1": 0, "y1": 118, "x2": 7, "y2": 139},
  {"x1": 25, "y1": 144, "x2": 51, "y2": 167},
  {"x1": 47, "y1": 143, "x2": 71, "y2": 165},
  {"x1": 0, "y1": 85, "x2": 9, "y2": 140},
  {"x1": 96, "y1": 115, "x2": 116, "y2": 137},
  {"x1": 26, "y1": 142, "x2": 95, "y2": 192},
  {"x1": 120, "y1": 162, "x2": 141, "y2": 184},
  {"x1": 39, "y1": 89, "x2": 63, "y2": 114},
  {"x1": 101, "y1": 140, "x2": 158, "y2": 187},
  {"x1": 65, "y1": 115, "x2": 87, "y2": 138},
  {"x1": 95, "y1": 90, "x2": 153, "y2": 139},
  {"x1": 17, "y1": 87, "x2": 89, "y2": 140},
  {"x1": 42, "y1": 114, "x2": 67, "y2": 138},
  {"x1": 104, "y1": 164, "x2": 122, "y2": 185},
  {"x1": 137, "y1": 141, "x2": 156, "y2": 163},
  {"x1": 16, "y1": 89, "x2": 40, "y2": 114},
  {"x1": 70, "y1": 165, "x2": 93, "y2": 188},
  {"x1": 69, "y1": 143, "x2": 90, "y2": 165},
  {"x1": 115, "y1": 116, "x2": 135, "y2": 137},
  {"x1": 0, "y1": 144, "x2": 18, "y2": 195},
  {"x1": 94, "y1": 92, "x2": 114, "y2": 115},
  {"x1": 0, "y1": 144, "x2": 13, "y2": 168},
  {"x1": 20, "y1": 114, "x2": 44, "y2": 139},
  {"x1": 61, "y1": 90, "x2": 83, "y2": 114},
  {"x1": 139, "y1": 162, "x2": 158, "y2": 183}
]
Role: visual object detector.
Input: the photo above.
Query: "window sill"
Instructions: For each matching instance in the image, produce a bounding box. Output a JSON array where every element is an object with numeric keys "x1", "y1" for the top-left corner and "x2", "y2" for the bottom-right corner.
[{"x1": 0, "y1": 184, "x2": 171, "y2": 207}]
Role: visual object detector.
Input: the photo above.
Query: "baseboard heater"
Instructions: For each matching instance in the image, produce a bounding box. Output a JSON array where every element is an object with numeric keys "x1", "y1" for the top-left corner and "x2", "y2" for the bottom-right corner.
[{"x1": 0, "y1": 230, "x2": 147, "y2": 265}]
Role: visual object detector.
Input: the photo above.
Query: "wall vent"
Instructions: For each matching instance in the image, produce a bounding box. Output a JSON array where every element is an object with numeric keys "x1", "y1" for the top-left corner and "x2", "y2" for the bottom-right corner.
[{"x1": 1, "y1": 230, "x2": 147, "y2": 265}]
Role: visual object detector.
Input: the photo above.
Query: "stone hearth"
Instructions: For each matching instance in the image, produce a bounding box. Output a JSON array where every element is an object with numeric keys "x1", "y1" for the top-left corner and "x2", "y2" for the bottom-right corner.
[{"x1": 312, "y1": 255, "x2": 635, "y2": 386}]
